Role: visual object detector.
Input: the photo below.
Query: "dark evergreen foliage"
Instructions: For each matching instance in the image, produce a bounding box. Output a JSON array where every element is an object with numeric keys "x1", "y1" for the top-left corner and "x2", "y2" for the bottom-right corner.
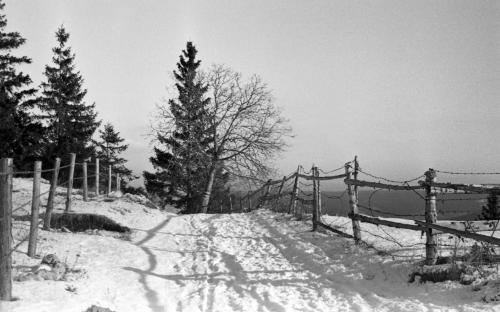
[
  {"x1": 479, "y1": 192, "x2": 500, "y2": 220},
  {"x1": 0, "y1": 0, "x2": 44, "y2": 168},
  {"x1": 94, "y1": 123, "x2": 135, "y2": 190},
  {"x1": 38, "y1": 26, "x2": 100, "y2": 172},
  {"x1": 144, "y1": 42, "x2": 213, "y2": 213}
]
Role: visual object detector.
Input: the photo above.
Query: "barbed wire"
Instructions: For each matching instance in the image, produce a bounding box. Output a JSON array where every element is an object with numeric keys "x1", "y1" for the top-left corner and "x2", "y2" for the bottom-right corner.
[
  {"x1": 299, "y1": 166, "x2": 313, "y2": 175},
  {"x1": 357, "y1": 168, "x2": 425, "y2": 184},
  {"x1": 317, "y1": 165, "x2": 345, "y2": 175},
  {"x1": 297, "y1": 188, "x2": 313, "y2": 197},
  {"x1": 435, "y1": 169, "x2": 500, "y2": 175},
  {"x1": 298, "y1": 180, "x2": 313, "y2": 188}
]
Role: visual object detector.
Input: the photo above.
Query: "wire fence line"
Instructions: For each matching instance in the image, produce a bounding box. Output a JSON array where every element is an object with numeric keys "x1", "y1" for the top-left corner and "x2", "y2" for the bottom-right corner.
[
  {"x1": 0, "y1": 153, "x2": 127, "y2": 299},
  {"x1": 237, "y1": 157, "x2": 500, "y2": 266}
]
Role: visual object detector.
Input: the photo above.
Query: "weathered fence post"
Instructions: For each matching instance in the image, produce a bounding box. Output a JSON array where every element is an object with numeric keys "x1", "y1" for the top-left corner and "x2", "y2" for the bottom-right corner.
[
  {"x1": 316, "y1": 167, "x2": 322, "y2": 222},
  {"x1": 312, "y1": 166, "x2": 319, "y2": 231},
  {"x1": 116, "y1": 173, "x2": 121, "y2": 193},
  {"x1": 82, "y1": 161, "x2": 88, "y2": 202},
  {"x1": 0, "y1": 158, "x2": 13, "y2": 300},
  {"x1": 65, "y1": 153, "x2": 76, "y2": 212},
  {"x1": 95, "y1": 158, "x2": 99, "y2": 196},
  {"x1": 107, "y1": 165, "x2": 112, "y2": 195},
  {"x1": 277, "y1": 176, "x2": 286, "y2": 212},
  {"x1": 346, "y1": 161, "x2": 362, "y2": 243},
  {"x1": 288, "y1": 166, "x2": 300, "y2": 215},
  {"x1": 262, "y1": 180, "x2": 271, "y2": 209},
  {"x1": 28, "y1": 161, "x2": 42, "y2": 257},
  {"x1": 424, "y1": 169, "x2": 438, "y2": 265},
  {"x1": 44, "y1": 157, "x2": 60, "y2": 230},
  {"x1": 247, "y1": 191, "x2": 251, "y2": 211}
]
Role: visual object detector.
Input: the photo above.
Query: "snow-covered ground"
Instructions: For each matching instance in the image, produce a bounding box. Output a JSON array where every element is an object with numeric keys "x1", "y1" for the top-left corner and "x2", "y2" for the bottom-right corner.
[{"x1": 1, "y1": 178, "x2": 500, "y2": 311}]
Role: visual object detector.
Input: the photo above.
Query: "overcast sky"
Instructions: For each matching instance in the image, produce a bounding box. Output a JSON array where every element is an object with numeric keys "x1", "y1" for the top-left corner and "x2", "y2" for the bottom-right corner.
[{"x1": 6, "y1": 0, "x2": 500, "y2": 184}]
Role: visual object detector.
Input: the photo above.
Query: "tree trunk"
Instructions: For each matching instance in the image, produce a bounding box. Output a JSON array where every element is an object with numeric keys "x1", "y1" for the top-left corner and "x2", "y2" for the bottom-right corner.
[{"x1": 201, "y1": 163, "x2": 218, "y2": 213}]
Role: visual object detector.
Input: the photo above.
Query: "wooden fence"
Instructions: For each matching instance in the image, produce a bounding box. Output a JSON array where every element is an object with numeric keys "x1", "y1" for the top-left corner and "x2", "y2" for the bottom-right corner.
[
  {"x1": 0, "y1": 154, "x2": 122, "y2": 301},
  {"x1": 238, "y1": 157, "x2": 500, "y2": 266}
]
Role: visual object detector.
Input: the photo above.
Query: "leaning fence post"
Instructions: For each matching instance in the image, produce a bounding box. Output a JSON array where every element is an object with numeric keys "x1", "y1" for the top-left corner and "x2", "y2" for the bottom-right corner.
[
  {"x1": 276, "y1": 176, "x2": 286, "y2": 212},
  {"x1": 107, "y1": 165, "x2": 112, "y2": 195},
  {"x1": 0, "y1": 158, "x2": 13, "y2": 300},
  {"x1": 262, "y1": 180, "x2": 271, "y2": 209},
  {"x1": 28, "y1": 161, "x2": 42, "y2": 257},
  {"x1": 288, "y1": 166, "x2": 300, "y2": 215},
  {"x1": 44, "y1": 157, "x2": 60, "y2": 230},
  {"x1": 312, "y1": 166, "x2": 319, "y2": 231},
  {"x1": 424, "y1": 169, "x2": 438, "y2": 265},
  {"x1": 95, "y1": 158, "x2": 99, "y2": 196},
  {"x1": 346, "y1": 162, "x2": 362, "y2": 243},
  {"x1": 65, "y1": 153, "x2": 76, "y2": 212},
  {"x1": 82, "y1": 161, "x2": 88, "y2": 202}
]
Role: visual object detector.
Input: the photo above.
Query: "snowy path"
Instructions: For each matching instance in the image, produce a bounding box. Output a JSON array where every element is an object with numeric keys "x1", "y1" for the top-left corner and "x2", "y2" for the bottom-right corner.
[
  {"x1": 117, "y1": 211, "x2": 492, "y2": 312},
  {"x1": 1, "y1": 182, "x2": 497, "y2": 312}
]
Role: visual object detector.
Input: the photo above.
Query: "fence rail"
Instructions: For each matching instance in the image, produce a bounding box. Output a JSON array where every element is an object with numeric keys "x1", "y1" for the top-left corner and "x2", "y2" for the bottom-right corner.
[{"x1": 237, "y1": 156, "x2": 500, "y2": 267}]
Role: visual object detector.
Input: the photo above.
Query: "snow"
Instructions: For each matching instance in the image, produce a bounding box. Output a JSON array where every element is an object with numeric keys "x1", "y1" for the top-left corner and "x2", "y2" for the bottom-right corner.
[{"x1": 1, "y1": 179, "x2": 500, "y2": 311}]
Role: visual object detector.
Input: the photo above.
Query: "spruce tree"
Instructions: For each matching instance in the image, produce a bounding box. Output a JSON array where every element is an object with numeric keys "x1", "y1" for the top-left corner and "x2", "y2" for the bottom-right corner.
[
  {"x1": 0, "y1": 0, "x2": 44, "y2": 167},
  {"x1": 144, "y1": 42, "x2": 211, "y2": 213},
  {"x1": 38, "y1": 26, "x2": 100, "y2": 167},
  {"x1": 480, "y1": 192, "x2": 500, "y2": 220},
  {"x1": 95, "y1": 123, "x2": 134, "y2": 189}
]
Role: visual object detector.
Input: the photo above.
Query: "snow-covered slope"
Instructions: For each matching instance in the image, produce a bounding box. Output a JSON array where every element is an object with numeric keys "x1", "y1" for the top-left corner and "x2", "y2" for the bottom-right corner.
[{"x1": 1, "y1": 179, "x2": 500, "y2": 311}]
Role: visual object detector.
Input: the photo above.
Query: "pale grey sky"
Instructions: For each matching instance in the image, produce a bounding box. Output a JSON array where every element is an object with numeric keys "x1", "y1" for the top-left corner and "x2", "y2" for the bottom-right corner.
[{"x1": 6, "y1": 0, "x2": 500, "y2": 184}]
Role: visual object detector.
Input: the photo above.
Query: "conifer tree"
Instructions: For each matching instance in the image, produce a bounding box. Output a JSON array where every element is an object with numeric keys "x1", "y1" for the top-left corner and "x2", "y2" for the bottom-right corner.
[
  {"x1": 145, "y1": 42, "x2": 212, "y2": 213},
  {"x1": 480, "y1": 192, "x2": 500, "y2": 220},
  {"x1": 0, "y1": 0, "x2": 44, "y2": 167},
  {"x1": 38, "y1": 26, "x2": 100, "y2": 166},
  {"x1": 95, "y1": 123, "x2": 134, "y2": 189}
]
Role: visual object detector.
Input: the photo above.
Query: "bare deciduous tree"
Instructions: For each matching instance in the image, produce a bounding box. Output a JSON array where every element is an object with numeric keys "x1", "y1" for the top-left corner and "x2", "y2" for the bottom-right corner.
[{"x1": 200, "y1": 64, "x2": 291, "y2": 212}]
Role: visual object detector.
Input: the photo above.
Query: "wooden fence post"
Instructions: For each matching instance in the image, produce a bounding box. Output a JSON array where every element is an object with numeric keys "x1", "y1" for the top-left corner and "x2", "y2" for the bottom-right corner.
[
  {"x1": 28, "y1": 161, "x2": 42, "y2": 257},
  {"x1": 247, "y1": 191, "x2": 251, "y2": 211},
  {"x1": 288, "y1": 166, "x2": 300, "y2": 215},
  {"x1": 312, "y1": 166, "x2": 319, "y2": 231},
  {"x1": 0, "y1": 158, "x2": 13, "y2": 300},
  {"x1": 65, "y1": 153, "x2": 76, "y2": 212},
  {"x1": 346, "y1": 162, "x2": 362, "y2": 243},
  {"x1": 82, "y1": 161, "x2": 88, "y2": 202},
  {"x1": 95, "y1": 158, "x2": 99, "y2": 196},
  {"x1": 277, "y1": 176, "x2": 286, "y2": 212},
  {"x1": 424, "y1": 169, "x2": 438, "y2": 265},
  {"x1": 107, "y1": 165, "x2": 112, "y2": 195},
  {"x1": 316, "y1": 167, "x2": 322, "y2": 222},
  {"x1": 116, "y1": 173, "x2": 121, "y2": 193},
  {"x1": 44, "y1": 157, "x2": 60, "y2": 230},
  {"x1": 262, "y1": 180, "x2": 271, "y2": 209}
]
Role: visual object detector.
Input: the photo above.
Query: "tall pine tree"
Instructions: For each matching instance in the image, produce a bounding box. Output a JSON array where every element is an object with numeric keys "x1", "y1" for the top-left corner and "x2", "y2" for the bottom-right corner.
[
  {"x1": 38, "y1": 26, "x2": 100, "y2": 167},
  {"x1": 95, "y1": 123, "x2": 134, "y2": 189},
  {"x1": 144, "y1": 42, "x2": 212, "y2": 213},
  {"x1": 0, "y1": 0, "x2": 44, "y2": 167}
]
